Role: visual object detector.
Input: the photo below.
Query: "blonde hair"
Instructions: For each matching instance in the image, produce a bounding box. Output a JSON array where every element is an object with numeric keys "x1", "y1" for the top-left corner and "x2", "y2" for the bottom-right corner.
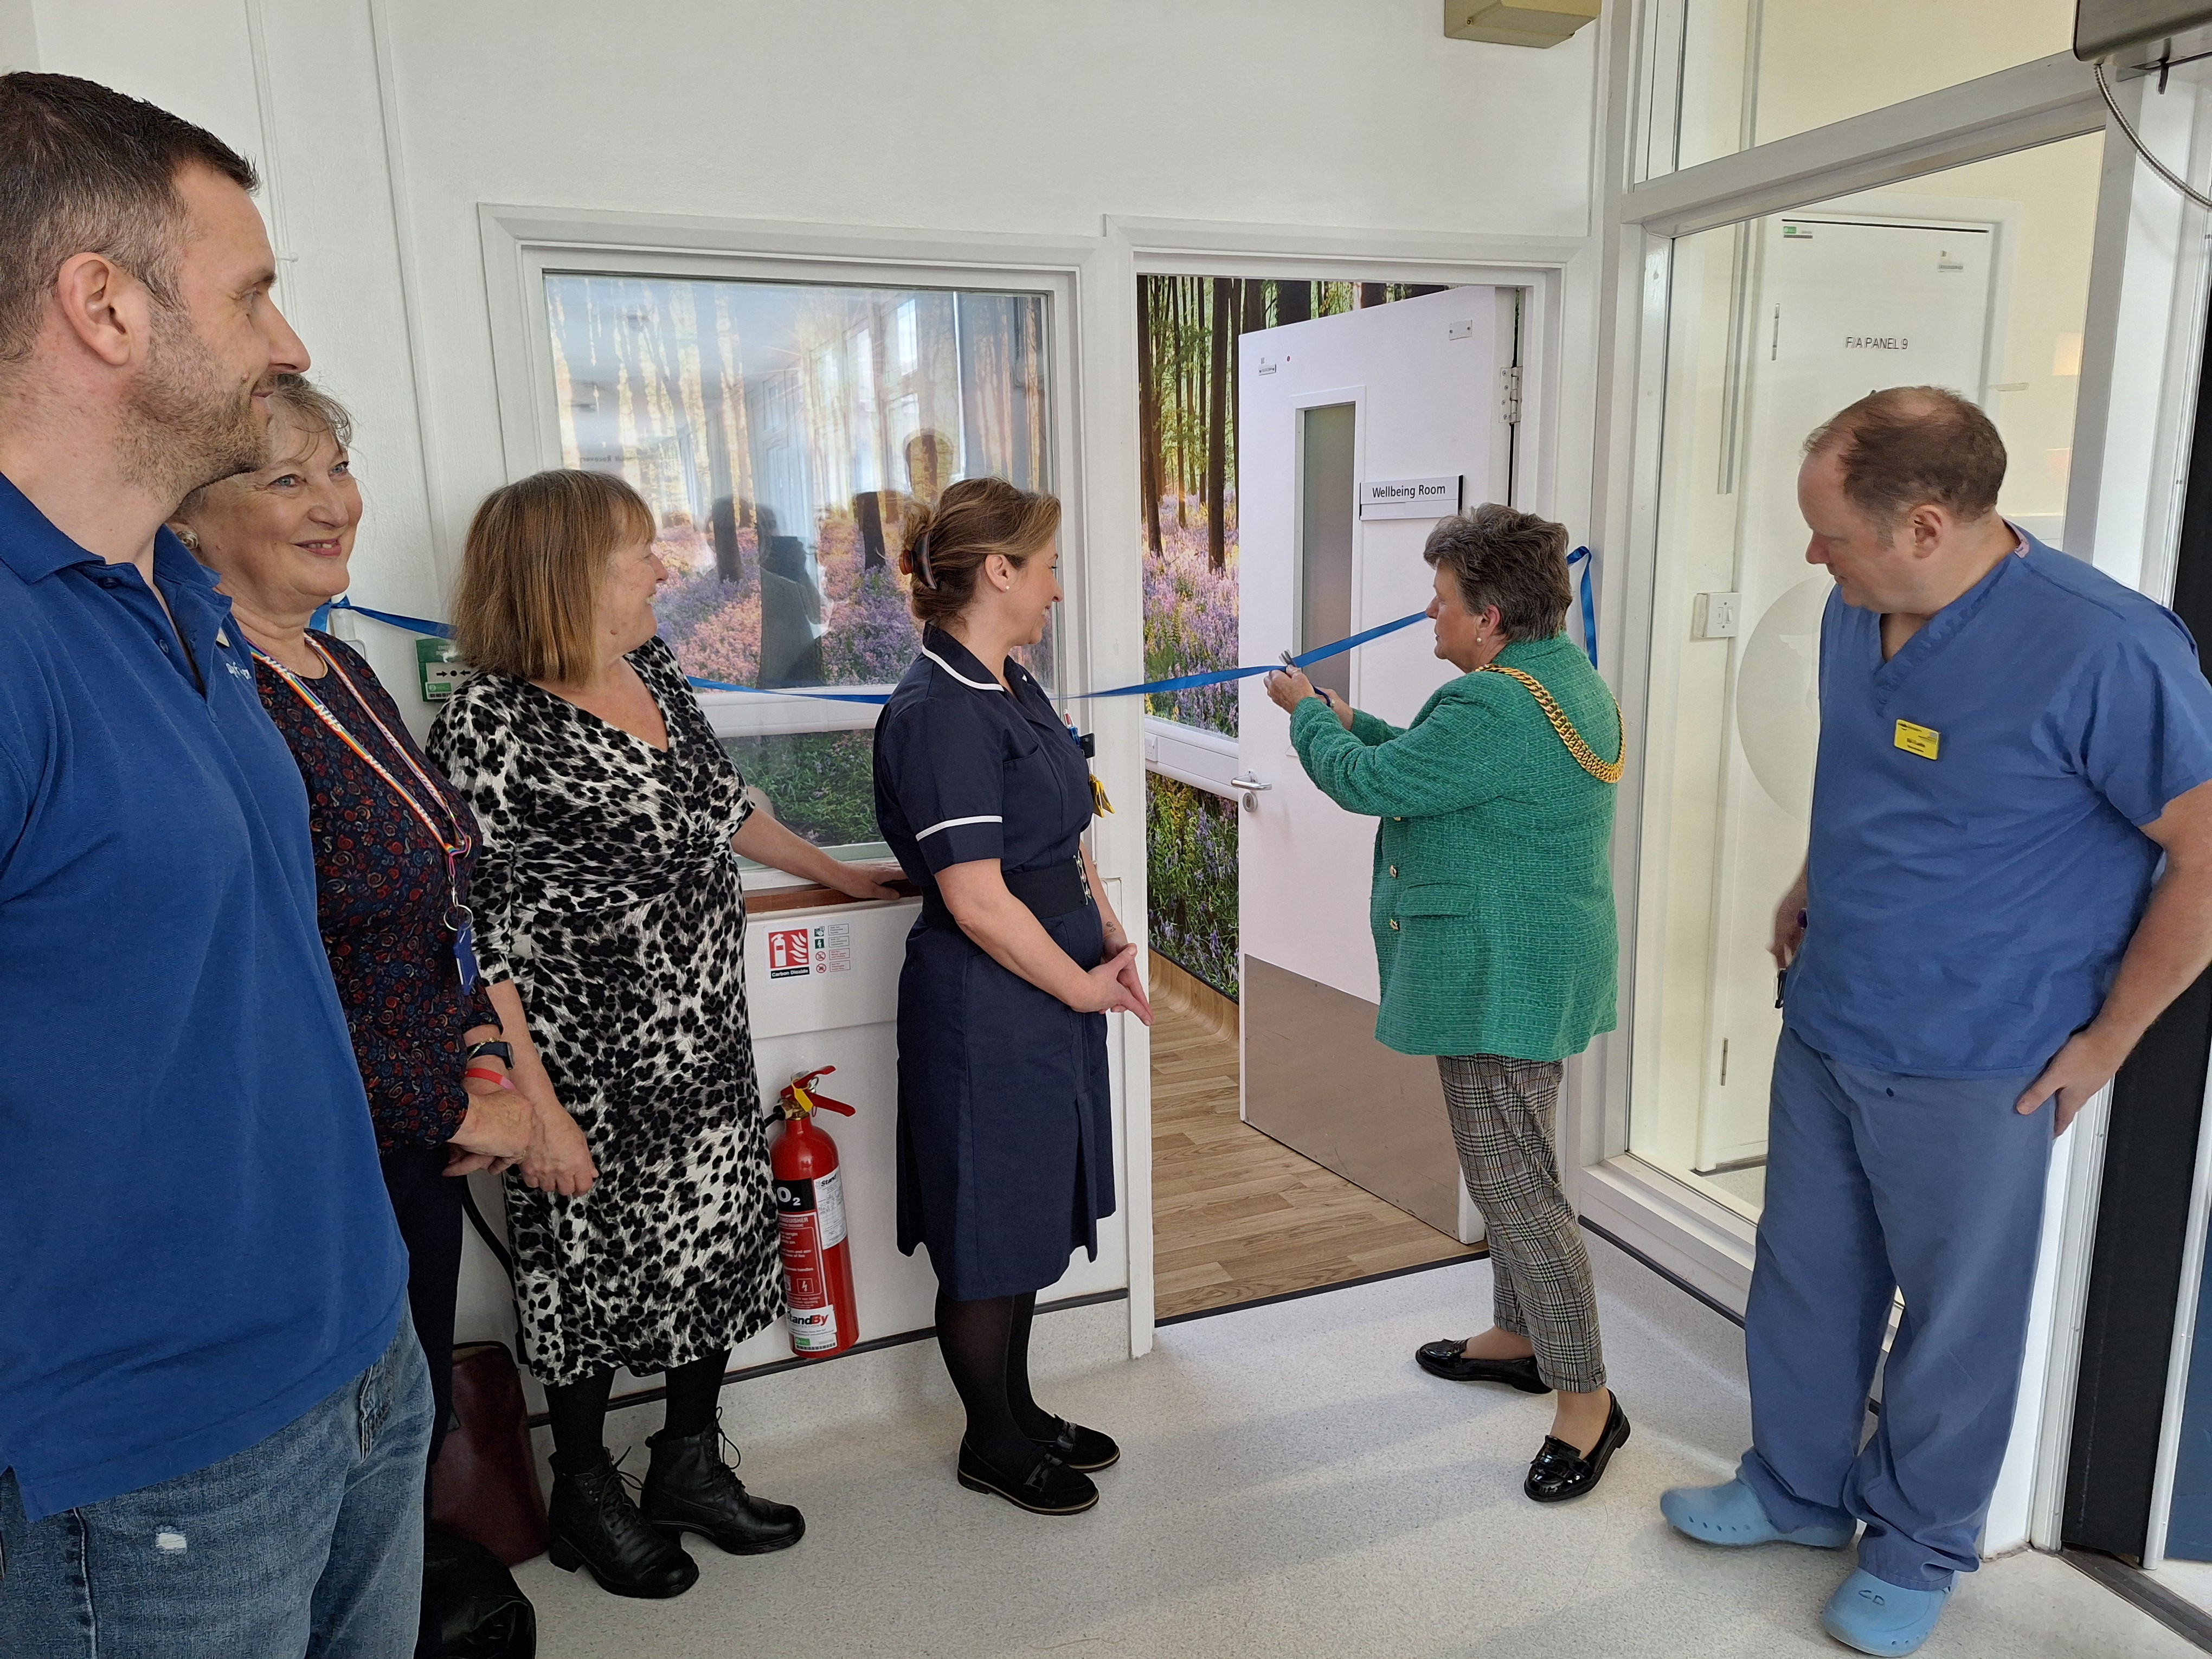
[
  {"x1": 452, "y1": 468, "x2": 655, "y2": 684},
  {"x1": 897, "y1": 476, "x2": 1060, "y2": 628}
]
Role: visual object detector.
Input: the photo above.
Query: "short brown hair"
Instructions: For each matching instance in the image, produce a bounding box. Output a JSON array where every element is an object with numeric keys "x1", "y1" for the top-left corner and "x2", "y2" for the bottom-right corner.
[
  {"x1": 1422, "y1": 504, "x2": 1573, "y2": 642},
  {"x1": 0, "y1": 73, "x2": 258, "y2": 365},
  {"x1": 453, "y1": 469, "x2": 655, "y2": 684},
  {"x1": 1803, "y1": 387, "x2": 2007, "y2": 529},
  {"x1": 898, "y1": 476, "x2": 1061, "y2": 627}
]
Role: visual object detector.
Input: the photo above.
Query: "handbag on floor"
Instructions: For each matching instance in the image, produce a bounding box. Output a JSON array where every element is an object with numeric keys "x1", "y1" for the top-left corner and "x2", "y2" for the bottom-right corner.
[
  {"x1": 420, "y1": 1525, "x2": 537, "y2": 1659},
  {"x1": 431, "y1": 1187, "x2": 549, "y2": 1566},
  {"x1": 430, "y1": 1339, "x2": 548, "y2": 1565}
]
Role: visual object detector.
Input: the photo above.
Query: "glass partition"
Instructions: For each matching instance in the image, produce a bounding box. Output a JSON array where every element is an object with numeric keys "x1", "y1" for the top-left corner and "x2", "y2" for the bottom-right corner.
[
  {"x1": 1655, "y1": 0, "x2": 2076, "y2": 177},
  {"x1": 1298, "y1": 403, "x2": 1357, "y2": 704},
  {"x1": 1629, "y1": 133, "x2": 2105, "y2": 1214}
]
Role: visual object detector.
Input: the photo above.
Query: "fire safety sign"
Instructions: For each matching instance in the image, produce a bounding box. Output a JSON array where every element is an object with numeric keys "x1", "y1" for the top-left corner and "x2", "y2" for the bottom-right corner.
[{"x1": 767, "y1": 921, "x2": 855, "y2": 980}]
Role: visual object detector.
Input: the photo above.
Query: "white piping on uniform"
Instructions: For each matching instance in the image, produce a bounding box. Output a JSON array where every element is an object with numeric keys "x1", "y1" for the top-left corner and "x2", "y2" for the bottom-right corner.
[
  {"x1": 921, "y1": 647, "x2": 1004, "y2": 691},
  {"x1": 916, "y1": 814, "x2": 1002, "y2": 841}
]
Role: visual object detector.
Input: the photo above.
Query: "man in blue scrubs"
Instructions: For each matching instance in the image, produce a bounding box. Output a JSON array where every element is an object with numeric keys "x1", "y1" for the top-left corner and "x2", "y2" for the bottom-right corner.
[
  {"x1": 1662, "y1": 388, "x2": 2212, "y2": 1657},
  {"x1": 0, "y1": 76, "x2": 422, "y2": 1656}
]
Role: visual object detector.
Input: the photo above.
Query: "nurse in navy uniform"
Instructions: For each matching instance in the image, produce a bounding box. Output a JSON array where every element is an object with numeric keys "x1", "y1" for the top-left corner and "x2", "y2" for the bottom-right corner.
[{"x1": 873, "y1": 477, "x2": 1152, "y2": 1515}]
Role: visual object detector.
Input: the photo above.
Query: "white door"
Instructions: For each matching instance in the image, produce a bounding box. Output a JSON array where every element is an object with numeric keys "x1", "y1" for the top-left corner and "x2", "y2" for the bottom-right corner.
[
  {"x1": 1234, "y1": 287, "x2": 1510, "y2": 1236},
  {"x1": 1695, "y1": 211, "x2": 2000, "y2": 1174}
]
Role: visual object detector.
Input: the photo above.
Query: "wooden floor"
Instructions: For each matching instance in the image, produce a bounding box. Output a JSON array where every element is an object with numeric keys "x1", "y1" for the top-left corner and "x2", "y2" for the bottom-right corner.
[{"x1": 1149, "y1": 968, "x2": 1481, "y2": 1320}]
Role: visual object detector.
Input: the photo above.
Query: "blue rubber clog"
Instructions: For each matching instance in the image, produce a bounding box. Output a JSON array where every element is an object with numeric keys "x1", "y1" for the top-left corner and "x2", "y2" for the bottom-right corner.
[
  {"x1": 1822, "y1": 1568, "x2": 1950, "y2": 1656},
  {"x1": 1658, "y1": 1478, "x2": 1855, "y2": 1549}
]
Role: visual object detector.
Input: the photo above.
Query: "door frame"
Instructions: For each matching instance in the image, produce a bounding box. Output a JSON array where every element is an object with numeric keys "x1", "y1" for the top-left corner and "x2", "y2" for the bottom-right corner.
[
  {"x1": 1106, "y1": 217, "x2": 1594, "y2": 1355},
  {"x1": 1590, "y1": 9, "x2": 2212, "y2": 1560}
]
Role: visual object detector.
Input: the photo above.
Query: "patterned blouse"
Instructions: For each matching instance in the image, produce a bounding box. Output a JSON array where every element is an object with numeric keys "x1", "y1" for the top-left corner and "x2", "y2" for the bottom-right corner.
[{"x1": 255, "y1": 631, "x2": 496, "y2": 1152}]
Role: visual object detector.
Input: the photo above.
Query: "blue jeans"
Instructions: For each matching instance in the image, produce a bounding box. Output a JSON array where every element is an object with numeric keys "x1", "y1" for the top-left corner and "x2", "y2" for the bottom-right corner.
[
  {"x1": 0, "y1": 1312, "x2": 433, "y2": 1658},
  {"x1": 1739, "y1": 1028, "x2": 2054, "y2": 1592}
]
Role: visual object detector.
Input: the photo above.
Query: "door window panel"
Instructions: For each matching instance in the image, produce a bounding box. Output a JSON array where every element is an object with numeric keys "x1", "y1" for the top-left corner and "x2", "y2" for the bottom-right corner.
[
  {"x1": 543, "y1": 273, "x2": 1052, "y2": 848},
  {"x1": 1654, "y1": 0, "x2": 2076, "y2": 177},
  {"x1": 1630, "y1": 133, "x2": 2104, "y2": 1216},
  {"x1": 1298, "y1": 402, "x2": 1358, "y2": 704}
]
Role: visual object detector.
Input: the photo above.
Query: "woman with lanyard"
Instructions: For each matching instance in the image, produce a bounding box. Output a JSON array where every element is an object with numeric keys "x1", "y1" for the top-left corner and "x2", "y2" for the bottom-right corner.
[
  {"x1": 170, "y1": 377, "x2": 533, "y2": 1531},
  {"x1": 873, "y1": 477, "x2": 1151, "y2": 1516}
]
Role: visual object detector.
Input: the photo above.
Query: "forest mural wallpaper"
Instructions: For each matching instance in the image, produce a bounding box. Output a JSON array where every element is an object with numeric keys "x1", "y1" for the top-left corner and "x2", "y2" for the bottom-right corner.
[{"x1": 1137, "y1": 276, "x2": 1441, "y2": 997}]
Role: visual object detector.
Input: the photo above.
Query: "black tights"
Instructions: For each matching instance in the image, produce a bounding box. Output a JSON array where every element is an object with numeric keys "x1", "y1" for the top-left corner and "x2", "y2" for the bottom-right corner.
[
  {"x1": 935, "y1": 1289, "x2": 1054, "y2": 1467},
  {"x1": 543, "y1": 1348, "x2": 731, "y2": 1474}
]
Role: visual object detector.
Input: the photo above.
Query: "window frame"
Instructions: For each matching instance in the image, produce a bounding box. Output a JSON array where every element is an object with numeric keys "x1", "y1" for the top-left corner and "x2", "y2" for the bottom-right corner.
[
  {"x1": 480, "y1": 207, "x2": 1092, "y2": 729},
  {"x1": 478, "y1": 207, "x2": 1103, "y2": 870}
]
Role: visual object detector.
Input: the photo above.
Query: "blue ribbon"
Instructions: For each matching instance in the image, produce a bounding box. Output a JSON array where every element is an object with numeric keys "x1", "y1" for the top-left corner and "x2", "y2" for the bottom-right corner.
[
  {"x1": 318, "y1": 597, "x2": 449, "y2": 638},
  {"x1": 1567, "y1": 545, "x2": 1597, "y2": 667},
  {"x1": 1072, "y1": 607, "x2": 1431, "y2": 699},
  {"x1": 315, "y1": 554, "x2": 1602, "y2": 703},
  {"x1": 316, "y1": 597, "x2": 892, "y2": 703}
]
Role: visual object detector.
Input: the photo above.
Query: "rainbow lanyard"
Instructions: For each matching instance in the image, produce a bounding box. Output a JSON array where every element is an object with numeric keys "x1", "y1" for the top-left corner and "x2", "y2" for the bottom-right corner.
[{"x1": 252, "y1": 637, "x2": 478, "y2": 963}]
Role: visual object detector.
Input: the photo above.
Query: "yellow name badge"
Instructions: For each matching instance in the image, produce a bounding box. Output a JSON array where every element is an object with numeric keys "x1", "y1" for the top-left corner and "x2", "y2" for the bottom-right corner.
[{"x1": 1894, "y1": 719, "x2": 1941, "y2": 761}]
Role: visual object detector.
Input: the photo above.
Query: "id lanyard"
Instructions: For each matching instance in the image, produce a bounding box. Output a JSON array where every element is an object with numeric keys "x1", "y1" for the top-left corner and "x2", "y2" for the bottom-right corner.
[{"x1": 252, "y1": 638, "x2": 484, "y2": 991}]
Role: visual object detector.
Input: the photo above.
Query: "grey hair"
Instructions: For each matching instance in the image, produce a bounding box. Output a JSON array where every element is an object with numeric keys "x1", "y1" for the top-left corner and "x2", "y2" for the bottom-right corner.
[{"x1": 1421, "y1": 503, "x2": 1573, "y2": 642}]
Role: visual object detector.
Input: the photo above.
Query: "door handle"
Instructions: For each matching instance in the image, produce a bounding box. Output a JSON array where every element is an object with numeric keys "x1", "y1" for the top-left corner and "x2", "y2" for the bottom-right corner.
[{"x1": 1230, "y1": 774, "x2": 1271, "y2": 811}]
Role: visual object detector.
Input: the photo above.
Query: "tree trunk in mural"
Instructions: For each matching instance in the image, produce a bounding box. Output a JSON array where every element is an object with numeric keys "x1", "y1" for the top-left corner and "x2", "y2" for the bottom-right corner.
[
  {"x1": 1139, "y1": 276, "x2": 1163, "y2": 554},
  {"x1": 1275, "y1": 280, "x2": 1310, "y2": 325},
  {"x1": 1206, "y1": 276, "x2": 1231, "y2": 570}
]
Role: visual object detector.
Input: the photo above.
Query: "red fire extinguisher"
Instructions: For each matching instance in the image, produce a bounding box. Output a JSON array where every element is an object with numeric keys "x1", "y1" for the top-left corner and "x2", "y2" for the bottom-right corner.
[{"x1": 771, "y1": 1066, "x2": 859, "y2": 1359}]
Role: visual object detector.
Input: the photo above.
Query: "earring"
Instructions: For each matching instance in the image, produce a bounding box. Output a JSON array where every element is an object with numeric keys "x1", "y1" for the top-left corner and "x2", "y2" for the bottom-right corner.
[{"x1": 173, "y1": 525, "x2": 201, "y2": 552}]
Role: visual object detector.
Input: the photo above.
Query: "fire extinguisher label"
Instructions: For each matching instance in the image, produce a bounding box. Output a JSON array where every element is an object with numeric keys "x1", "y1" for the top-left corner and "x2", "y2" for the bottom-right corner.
[
  {"x1": 779, "y1": 1208, "x2": 825, "y2": 1304},
  {"x1": 813, "y1": 1167, "x2": 846, "y2": 1249},
  {"x1": 788, "y1": 1304, "x2": 839, "y2": 1352}
]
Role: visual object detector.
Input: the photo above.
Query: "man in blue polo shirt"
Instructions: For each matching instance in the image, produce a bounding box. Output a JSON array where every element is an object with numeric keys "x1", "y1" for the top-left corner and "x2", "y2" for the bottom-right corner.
[
  {"x1": 0, "y1": 76, "x2": 422, "y2": 1656},
  {"x1": 1662, "y1": 388, "x2": 2212, "y2": 1656}
]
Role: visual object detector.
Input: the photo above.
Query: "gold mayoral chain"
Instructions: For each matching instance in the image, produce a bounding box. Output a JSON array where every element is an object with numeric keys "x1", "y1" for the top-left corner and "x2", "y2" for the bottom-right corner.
[{"x1": 1478, "y1": 664, "x2": 1625, "y2": 786}]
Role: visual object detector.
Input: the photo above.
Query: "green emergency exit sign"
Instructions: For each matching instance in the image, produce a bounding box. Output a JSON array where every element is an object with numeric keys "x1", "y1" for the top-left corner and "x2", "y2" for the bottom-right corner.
[{"x1": 417, "y1": 636, "x2": 466, "y2": 703}]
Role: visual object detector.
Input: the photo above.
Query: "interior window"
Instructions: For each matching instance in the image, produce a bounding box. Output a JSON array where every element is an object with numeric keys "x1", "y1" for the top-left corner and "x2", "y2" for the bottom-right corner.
[{"x1": 543, "y1": 273, "x2": 1053, "y2": 852}]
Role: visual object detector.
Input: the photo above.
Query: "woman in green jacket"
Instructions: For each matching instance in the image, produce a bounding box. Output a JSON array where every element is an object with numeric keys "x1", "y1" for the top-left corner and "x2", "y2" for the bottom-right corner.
[{"x1": 1265, "y1": 504, "x2": 1626, "y2": 1503}]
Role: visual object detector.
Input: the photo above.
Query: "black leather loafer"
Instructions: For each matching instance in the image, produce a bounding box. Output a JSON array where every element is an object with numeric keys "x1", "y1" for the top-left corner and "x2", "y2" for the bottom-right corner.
[
  {"x1": 956, "y1": 1441, "x2": 1099, "y2": 1515},
  {"x1": 1032, "y1": 1417, "x2": 1119, "y2": 1472},
  {"x1": 1524, "y1": 1396, "x2": 1631, "y2": 1504},
  {"x1": 1415, "y1": 1338, "x2": 1551, "y2": 1394}
]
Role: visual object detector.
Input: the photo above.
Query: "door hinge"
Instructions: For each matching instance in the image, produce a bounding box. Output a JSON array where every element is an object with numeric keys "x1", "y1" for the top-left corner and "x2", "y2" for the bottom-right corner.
[{"x1": 1499, "y1": 364, "x2": 1522, "y2": 425}]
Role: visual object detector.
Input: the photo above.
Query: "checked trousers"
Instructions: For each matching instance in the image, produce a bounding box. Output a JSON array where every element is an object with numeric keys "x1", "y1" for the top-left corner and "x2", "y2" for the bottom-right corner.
[{"x1": 1437, "y1": 1053, "x2": 1605, "y2": 1393}]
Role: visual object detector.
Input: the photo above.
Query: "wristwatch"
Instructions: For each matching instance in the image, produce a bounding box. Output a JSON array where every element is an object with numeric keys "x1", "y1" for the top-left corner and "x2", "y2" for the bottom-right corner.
[{"x1": 465, "y1": 1039, "x2": 514, "y2": 1066}]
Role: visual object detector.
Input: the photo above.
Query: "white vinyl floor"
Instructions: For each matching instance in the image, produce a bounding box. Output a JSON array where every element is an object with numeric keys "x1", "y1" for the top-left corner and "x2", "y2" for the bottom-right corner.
[{"x1": 516, "y1": 1234, "x2": 2195, "y2": 1658}]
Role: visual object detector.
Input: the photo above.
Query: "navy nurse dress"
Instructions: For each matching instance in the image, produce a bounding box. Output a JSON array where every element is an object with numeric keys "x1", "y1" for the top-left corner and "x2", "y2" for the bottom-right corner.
[{"x1": 873, "y1": 625, "x2": 1115, "y2": 1301}]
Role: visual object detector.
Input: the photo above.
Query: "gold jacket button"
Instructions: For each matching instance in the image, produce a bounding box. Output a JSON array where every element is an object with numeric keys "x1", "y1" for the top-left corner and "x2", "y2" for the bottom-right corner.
[
  {"x1": 1388, "y1": 918, "x2": 1400, "y2": 930},
  {"x1": 1388, "y1": 865, "x2": 1399, "y2": 877}
]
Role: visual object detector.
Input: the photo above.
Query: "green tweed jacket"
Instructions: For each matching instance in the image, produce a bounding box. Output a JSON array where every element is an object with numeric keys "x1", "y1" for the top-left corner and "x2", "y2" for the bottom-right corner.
[{"x1": 1289, "y1": 632, "x2": 1621, "y2": 1062}]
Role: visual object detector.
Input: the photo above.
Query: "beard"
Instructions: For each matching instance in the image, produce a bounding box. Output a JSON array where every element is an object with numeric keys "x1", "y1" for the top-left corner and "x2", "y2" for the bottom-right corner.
[{"x1": 117, "y1": 302, "x2": 269, "y2": 510}]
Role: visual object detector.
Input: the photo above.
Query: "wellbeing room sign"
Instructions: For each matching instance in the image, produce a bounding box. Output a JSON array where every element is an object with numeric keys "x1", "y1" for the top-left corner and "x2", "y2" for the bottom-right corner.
[{"x1": 1358, "y1": 475, "x2": 1463, "y2": 519}]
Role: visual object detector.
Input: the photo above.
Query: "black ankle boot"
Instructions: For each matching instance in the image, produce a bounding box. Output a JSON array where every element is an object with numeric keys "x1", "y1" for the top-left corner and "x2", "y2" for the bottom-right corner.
[
  {"x1": 546, "y1": 1449, "x2": 699, "y2": 1599},
  {"x1": 640, "y1": 1425, "x2": 806, "y2": 1555}
]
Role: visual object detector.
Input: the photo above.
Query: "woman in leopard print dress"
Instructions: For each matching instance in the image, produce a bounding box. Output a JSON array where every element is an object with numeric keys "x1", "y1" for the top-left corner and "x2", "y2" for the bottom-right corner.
[{"x1": 428, "y1": 470, "x2": 894, "y2": 1600}]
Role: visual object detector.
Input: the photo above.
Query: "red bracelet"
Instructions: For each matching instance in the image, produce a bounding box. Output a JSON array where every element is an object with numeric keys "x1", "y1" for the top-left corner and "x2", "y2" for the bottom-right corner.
[{"x1": 464, "y1": 1067, "x2": 508, "y2": 1086}]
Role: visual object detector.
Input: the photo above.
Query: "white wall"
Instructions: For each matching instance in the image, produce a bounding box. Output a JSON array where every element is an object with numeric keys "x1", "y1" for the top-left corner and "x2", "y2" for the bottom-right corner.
[{"x1": 0, "y1": 0, "x2": 35, "y2": 72}]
